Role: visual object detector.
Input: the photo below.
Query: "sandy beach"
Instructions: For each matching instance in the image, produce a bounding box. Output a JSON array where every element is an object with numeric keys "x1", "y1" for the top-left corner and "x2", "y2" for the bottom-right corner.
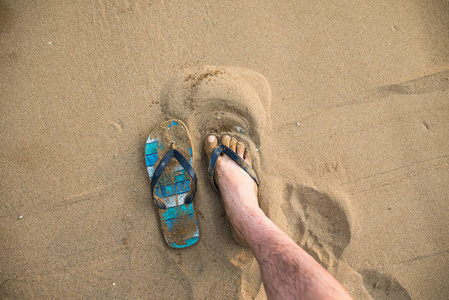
[{"x1": 1, "y1": 1, "x2": 448, "y2": 299}]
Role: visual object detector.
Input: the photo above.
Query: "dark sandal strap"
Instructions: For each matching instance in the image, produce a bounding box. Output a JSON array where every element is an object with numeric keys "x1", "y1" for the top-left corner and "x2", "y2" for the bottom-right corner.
[
  {"x1": 208, "y1": 145, "x2": 259, "y2": 194},
  {"x1": 151, "y1": 149, "x2": 197, "y2": 209}
]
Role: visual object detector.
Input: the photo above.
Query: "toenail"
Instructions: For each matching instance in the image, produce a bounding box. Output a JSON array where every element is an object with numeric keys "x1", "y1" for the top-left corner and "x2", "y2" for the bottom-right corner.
[{"x1": 208, "y1": 135, "x2": 216, "y2": 143}]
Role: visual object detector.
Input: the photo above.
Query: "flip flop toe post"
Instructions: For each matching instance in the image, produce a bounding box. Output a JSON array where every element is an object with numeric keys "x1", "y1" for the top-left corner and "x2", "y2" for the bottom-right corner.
[{"x1": 145, "y1": 120, "x2": 199, "y2": 248}]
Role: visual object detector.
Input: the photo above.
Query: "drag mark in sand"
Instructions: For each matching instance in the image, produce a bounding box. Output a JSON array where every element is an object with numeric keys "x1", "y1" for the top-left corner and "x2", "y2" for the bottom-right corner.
[
  {"x1": 342, "y1": 155, "x2": 449, "y2": 193},
  {"x1": 66, "y1": 185, "x2": 108, "y2": 200},
  {"x1": 299, "y1": 69, "x2": 449, "y2": 123},
  {"x1": 395, "y1": 249, "x2": 449, "y2": 265},
  {"x1": 50, "y1": 185, "x2": 109, "y2": 212},
  {"x1": 377, "y1": 69, "x2": 449, "y2": 95}
]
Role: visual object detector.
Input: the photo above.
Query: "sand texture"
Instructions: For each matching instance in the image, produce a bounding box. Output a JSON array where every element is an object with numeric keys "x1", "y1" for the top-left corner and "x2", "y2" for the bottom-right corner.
[{"x1": 1, "y1": 1, "x2": 449, "y2": 299}]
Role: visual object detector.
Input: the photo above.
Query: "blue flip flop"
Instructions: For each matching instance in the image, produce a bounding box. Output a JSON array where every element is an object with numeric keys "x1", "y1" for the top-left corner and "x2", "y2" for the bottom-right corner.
[
  {"x1": 145, "y1": 120, "x2": 199, "y2": 248},
  {"x1": 207, "y1": 141, "x2": 259, "y2": 245}
]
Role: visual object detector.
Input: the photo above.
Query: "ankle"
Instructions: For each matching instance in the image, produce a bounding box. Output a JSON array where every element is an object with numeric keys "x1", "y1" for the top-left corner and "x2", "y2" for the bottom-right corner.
[{"x1": 228, "y1": 205, "x2": 266, "y2": 238}]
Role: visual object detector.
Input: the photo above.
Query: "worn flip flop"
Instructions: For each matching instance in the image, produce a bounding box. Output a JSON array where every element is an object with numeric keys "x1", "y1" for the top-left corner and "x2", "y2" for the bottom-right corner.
[
  {"x1": 145, "y1": 119, "x2": 199, "y2": 248},
  {"x1": 208, "y1": 141, "x2": 259, "y2": 246}
]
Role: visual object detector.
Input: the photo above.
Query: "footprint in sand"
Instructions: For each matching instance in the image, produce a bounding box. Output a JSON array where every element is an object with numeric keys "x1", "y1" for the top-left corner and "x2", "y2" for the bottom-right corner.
[
  {"x1": 281, "y1": 184, "x2": 351, "y2": 269},
  {"x1": 281, "y1": 183, "x2": 410, "y2": 300},
  {"x1": 159, "y1": 65, "x2": 410, "y2": 299},
  {"x1": 161, "y1": 65, "x2": 271, "y2": 150},
  {"x1": 359, "y1": 269, "x2": 411, "y2": 300}
]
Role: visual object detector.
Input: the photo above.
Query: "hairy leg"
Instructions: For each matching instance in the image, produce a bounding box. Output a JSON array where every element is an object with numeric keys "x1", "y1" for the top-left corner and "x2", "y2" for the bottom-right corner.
[{"x1": 205, "y1": 135, "x2": 352, "y2": 300}]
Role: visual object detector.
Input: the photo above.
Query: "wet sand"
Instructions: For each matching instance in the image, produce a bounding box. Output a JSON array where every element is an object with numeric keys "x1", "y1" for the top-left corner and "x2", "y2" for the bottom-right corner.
[{"x1": 1, "y1": 1, "x2": 448, "y2": 299}]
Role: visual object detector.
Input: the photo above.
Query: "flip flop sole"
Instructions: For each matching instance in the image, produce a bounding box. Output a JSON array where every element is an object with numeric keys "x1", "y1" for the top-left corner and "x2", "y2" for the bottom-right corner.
[{"x1": 145, "y1": 119, "x2": 199, "y2": 248}]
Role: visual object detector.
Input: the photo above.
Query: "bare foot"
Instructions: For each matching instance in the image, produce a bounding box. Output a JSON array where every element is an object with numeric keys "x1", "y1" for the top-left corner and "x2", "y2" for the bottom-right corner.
[{"x1": 204, "y1": 135, "x2": 262, "y2": 243}]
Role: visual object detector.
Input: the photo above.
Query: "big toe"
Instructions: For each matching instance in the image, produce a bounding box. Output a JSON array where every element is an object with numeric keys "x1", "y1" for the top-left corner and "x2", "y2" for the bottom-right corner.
[{"x1": 204, "y1": 135, "x2": 218, "y2": 158}]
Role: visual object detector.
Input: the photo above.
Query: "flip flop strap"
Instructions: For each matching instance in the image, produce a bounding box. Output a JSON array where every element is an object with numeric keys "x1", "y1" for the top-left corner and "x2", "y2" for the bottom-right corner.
[
  {"x1": 151, "y1": 149, "x2": 197, "y2": 209},
  {"x1": 208, "y1": 145, "x2": 259, "y2": 194}
]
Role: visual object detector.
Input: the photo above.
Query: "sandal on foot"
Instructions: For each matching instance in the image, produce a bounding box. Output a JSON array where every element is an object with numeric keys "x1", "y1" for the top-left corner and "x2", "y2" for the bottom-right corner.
[
  {"x1": 208, "y1": 142, "x2": 259, "y2": 245},
  {"x1": 145, "y1": 119, "x2": 199, "y2": 248}
]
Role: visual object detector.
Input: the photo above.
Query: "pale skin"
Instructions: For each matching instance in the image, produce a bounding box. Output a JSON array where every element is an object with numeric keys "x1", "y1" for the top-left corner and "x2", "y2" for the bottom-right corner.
[{"x1": 204, "y1": 135, "x2": 353, "y2": 300}]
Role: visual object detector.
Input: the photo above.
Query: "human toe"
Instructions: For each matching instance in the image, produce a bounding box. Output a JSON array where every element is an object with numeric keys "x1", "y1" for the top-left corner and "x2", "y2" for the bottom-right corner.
[
  {"x1": 221, "y1": 135, "x2": 231, "y2": 147},
  {"x1": 236, "y1": 142, "x2": 245, "y2": 158},
  {"x1": 204, "y1": 135, "x2": 218, "y2": 158},
  {"x1": 229, "y1": 137, "x2": 238, "y2": 152},
  {"x1": 244, "y1": 150, "x2": 252, "y2": 165}
]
